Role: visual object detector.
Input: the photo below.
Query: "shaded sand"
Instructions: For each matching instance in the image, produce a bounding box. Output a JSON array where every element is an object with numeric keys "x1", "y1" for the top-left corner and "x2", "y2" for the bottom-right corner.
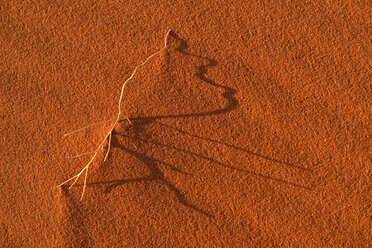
[{"x1": 1, "y1": 1, "x2": 370, "y2": 247}]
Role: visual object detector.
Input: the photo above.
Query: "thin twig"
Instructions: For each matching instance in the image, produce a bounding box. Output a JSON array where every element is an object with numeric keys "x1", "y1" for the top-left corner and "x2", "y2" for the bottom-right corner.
[
  {"x1": 59, "y1": 30, "x2": 172, "y2": 199},
  {"x1": 104, "y1": 132, "x2": 112, "y2": 162},
  {"x1": 64, "y1": 117, "x2": 115, "y2": 137},
  {"x1": 67, "y1": 150, "x2": 97, "y2": 159}
]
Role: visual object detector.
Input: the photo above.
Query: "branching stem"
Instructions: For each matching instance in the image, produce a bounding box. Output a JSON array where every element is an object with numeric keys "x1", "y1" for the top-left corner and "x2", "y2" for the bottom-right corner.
[{"x1": 59, "y1": 30, "x2": 172, "y2": 200}]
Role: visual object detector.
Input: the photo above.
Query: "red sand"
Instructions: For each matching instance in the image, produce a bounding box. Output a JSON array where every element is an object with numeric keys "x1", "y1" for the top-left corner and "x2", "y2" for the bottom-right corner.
[{"x1": 1, "y1": 1, "x2": 370, "y2": 247}]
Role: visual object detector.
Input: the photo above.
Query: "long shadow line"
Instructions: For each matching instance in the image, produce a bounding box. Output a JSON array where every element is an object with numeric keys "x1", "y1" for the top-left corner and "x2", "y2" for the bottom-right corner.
[
  {"x1": 115, "y1": 132, "x2": 312, "y2": 190},
  {"x1": 153, "y1": 121, "x2": 312, "y2": 172}
]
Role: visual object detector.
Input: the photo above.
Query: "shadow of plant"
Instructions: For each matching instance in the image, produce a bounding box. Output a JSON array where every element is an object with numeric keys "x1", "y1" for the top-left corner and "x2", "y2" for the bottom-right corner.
[{"x1": 84, "y1": 31, "x2": 312, "y2": 217}]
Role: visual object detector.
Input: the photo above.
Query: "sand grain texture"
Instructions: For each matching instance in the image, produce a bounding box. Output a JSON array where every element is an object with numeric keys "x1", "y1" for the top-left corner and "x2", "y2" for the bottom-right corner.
[{"x1": 1, "y1": 1, "x2": 371, "y2": 247}]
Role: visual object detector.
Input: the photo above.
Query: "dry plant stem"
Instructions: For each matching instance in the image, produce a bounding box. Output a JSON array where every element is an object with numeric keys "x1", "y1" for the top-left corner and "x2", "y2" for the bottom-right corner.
[
  {"x1": 63, "y1": 117, "x2": 115, "y2": 137},
  {"x1": 59, "y1": 29, "x2": 172, "y2": 200}
]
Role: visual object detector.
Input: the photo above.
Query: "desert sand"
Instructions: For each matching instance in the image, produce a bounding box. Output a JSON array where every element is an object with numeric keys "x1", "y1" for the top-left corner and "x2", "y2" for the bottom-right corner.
[{"x1": 1, "y1": 1, "x2": 371, "y2": 247}]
